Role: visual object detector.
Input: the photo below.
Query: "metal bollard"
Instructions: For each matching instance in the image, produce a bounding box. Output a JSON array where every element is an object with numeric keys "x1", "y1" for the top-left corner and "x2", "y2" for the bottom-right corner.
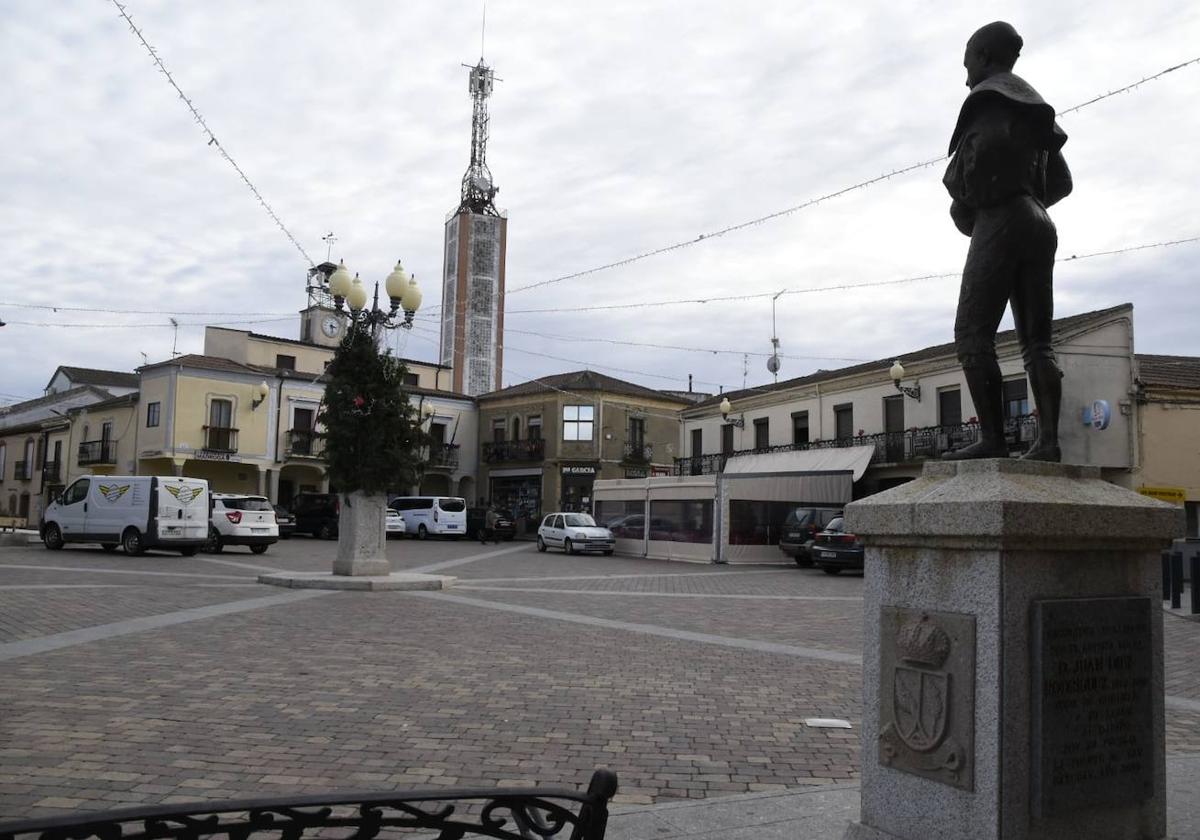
[
  {"x1": 1162, "y1": 552, "x2": 1171, "y2": 601},
  {"x1": 1192, "y1": 555, "x2": 1200, "y2": 615},
  {"x1": 1170, "y1": 552, "x2": 1183, "y2": 611}
]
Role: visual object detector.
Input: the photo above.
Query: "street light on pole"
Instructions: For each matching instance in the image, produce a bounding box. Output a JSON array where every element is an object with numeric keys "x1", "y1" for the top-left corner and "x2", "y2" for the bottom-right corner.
[{"x1": 327, "y1": 260, "x2": 423, "y2": 333}]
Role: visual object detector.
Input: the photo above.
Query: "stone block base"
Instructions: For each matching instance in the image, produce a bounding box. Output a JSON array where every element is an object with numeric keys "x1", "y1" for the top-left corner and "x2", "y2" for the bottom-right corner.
[{"x1": 258, "y1": 571, "x2": 456, "y2": 591}]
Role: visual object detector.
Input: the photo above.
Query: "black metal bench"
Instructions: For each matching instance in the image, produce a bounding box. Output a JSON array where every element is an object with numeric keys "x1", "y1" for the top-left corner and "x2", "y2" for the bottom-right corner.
[{"x1": 0, "y1": 769, "x2": 618, "y2": 840}]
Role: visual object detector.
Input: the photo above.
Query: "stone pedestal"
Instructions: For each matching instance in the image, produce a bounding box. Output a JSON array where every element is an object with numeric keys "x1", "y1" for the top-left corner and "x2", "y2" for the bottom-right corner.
[
  {"x1": 332, "y1": 490, "x2": 390, "y2": 577},
  {"x1": 843, "y1": 459, "x2": 1181, "y2": 840}
]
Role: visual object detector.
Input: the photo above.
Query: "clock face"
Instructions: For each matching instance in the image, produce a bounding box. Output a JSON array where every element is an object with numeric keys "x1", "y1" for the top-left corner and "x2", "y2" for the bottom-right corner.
[{"x1": 320, "y1": 315, "x2": 340, "y2": 338}]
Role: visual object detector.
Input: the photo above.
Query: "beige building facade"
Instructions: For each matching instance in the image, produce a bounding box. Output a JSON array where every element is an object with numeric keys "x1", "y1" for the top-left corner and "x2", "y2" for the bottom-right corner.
[
  {"x1": 477, "y1": 371, "x2": 688, "y2": 524},
  {"x1": 1134, "y1": 354, "x2": 1200, "y2": 536}
]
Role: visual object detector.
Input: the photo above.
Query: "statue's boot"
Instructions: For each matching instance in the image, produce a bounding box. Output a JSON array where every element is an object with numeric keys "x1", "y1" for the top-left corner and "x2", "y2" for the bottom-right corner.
[
  {"x1": 943, "y1": 365, "x2": 1008, "y2": 460},
  {"x1": 1020, "y1": 359, "x2": 1063, "y2": 462}
]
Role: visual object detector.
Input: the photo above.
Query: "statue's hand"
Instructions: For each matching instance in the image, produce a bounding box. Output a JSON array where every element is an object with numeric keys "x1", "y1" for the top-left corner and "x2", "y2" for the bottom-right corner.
[{"x1": 950, "y1": 200, "x2": 975, "y2": 236}]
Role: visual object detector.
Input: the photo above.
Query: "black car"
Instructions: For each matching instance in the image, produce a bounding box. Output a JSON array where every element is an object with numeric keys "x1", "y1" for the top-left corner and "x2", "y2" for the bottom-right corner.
[
  {"x1": 810, "y1": 516, "x2": 864, "y2": 575},
  {"x1": 466, "y1": 507, "x2": 516, "y2": 541},
  {"x1": 291, "y1": 493, "x2": 340, "y2": 539},
  {"x1": 273, "y1": 504, "x2": 296, "y2": 539},
  {"x1": 779, "y1": 507, "x2": 842, "y2": 567}
]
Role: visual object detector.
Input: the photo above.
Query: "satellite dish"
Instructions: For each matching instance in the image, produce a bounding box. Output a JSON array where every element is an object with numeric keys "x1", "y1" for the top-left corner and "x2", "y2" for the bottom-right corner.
[{"x1": 767, "y1": 355, "x2": 781, "y2": 374}]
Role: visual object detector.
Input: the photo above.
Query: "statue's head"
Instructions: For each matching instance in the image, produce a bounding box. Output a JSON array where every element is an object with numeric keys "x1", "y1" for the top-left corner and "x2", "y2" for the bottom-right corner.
[{"x1": 964, "y1": 21, "x2": 1023, "y2": 88}]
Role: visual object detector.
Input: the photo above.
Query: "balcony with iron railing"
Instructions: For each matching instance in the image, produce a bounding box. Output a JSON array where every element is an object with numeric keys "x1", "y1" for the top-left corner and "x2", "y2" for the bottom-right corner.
[
  {"x1": 286, "y1": 428, "x2": 324, "y2": 459},
  {"x1": 202, "y1": 426, "x2": 239, "y2": 454},
  {"x1": 425, "y1": 442, "x2": 460, "y2": 471},
  {"x1": 482, "y1": 438, "x2": 546, "y2": 464},
  {"x1": 674, "y1": 415, "x2": 1039, "y2": 476},
  {"x1": 623, "y1": 441, "x2": 653, "y2": 464},
  {"x1": 42, "y1": 460, "x2": 62, "y2": 483},
  {"x1": 77, "y1": 440, "x2": 117, "y2": 466},
  {"x1": 13, "y1": 460, "x2": 33, "y2": 481}
]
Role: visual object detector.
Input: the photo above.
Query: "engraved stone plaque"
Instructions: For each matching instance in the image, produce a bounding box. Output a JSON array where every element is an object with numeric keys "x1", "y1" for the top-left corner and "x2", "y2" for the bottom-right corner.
[
  {"x1": 1032, "y1": 596, "x2": 1154, "y2": 818},
  {"x1": 878, "y1": 607, "x2": 975, "y2": 790}
]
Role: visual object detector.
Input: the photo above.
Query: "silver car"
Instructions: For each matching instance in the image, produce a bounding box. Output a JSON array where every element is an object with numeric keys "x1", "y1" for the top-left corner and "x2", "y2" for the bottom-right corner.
[{"x1": 537, "y1": 512, "x2": 615, "y2": 555}]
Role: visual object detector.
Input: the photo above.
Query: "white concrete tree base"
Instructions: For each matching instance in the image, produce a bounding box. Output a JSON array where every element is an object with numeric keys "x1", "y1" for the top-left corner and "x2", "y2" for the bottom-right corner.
[
  {"x1": 332, "y1": 490, "x2": 389, "y2": 576},
  {"x1": 258, "y1": 491, "x2": 457, "y2": 591}
]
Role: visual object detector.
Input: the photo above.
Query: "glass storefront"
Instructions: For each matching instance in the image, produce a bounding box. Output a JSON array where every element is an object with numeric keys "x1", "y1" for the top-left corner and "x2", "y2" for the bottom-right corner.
[
  {"x1": 489, "y1": 474, "x2": 542, "y2": 525},
  {"x1": 561, "y1": 465, "x2": 597, "y2": 512}
]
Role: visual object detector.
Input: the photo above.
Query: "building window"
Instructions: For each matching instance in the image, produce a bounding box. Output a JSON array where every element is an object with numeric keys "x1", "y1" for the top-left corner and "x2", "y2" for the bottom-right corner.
[
  {"x1": 938, "y1": 388, "x2": 962, "y2": 426},
  {"x1": 753, "y1": 418, "x2": 769, "y2": 450},
  {"x1": 209, "y1": 400, "x2": 232, "y2": 429},
  {"x1": 528, "y1": 416, "x2": 542, "y2": 440},
  {"x1": 563, "y1": 405, "x2": 594, "y2": 441},
  {"x1": 629, "y1": 417, "x2": 645, "y2": 447},
  {"x1": 402, "y1": 371, "x2": 419, "y2": 387},
  {"x1": 491, "y1": 418, "x2": 506, "y2": 444},
  {"x1": 275, "y1": 354, "x2": 296, "y2": 371},
  {"x1": 1003, "y1": 378, "x2": 1029, "y2": 418},
  {"x1": 146, "y1": 401, "x2": 161, "y2": 428},
  {"x1": 0, "y1": 444, "x2": 5, "y2": 477},
  {"x1": 512, "y1": 416, "x2": 521, "y2": 441},
  {"x1": 792, "y1": 411, "x2": 809, "y2": 446},
  {"x1": 691, "y1": 428, "x2": 703, "y2": 456},
  {"x1": 721, "y1": 423, "x2": 734, "y2": 455},
  {"x1": 101, "y1": 421, "x2": 113, "y2": 442},
  {"x1": 834, "y1": 403, "x2": 854, "y2": 441}
]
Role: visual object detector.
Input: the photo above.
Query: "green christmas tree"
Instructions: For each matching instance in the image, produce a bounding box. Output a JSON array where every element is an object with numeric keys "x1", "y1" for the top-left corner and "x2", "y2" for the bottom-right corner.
[{"x1": 318, "y1": 324, "x2": 427, "y2": 495}]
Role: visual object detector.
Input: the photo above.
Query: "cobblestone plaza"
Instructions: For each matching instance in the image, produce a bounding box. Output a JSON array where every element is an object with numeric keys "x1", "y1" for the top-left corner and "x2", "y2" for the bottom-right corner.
[{"x1": 2, "y1": 539, "x2": 1198, "y2": 819}]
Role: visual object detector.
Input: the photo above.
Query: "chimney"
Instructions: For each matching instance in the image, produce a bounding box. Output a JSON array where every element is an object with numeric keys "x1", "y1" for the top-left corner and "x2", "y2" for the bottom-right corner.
[{"x1": 688, "y1": 374, "x2": 693, "y2": 393}]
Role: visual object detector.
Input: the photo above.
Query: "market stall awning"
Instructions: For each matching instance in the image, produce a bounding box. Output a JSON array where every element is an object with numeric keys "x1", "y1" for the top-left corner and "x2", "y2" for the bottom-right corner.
[{"x1": 722, "y1": 445, "x2": 876, "y2": 481}]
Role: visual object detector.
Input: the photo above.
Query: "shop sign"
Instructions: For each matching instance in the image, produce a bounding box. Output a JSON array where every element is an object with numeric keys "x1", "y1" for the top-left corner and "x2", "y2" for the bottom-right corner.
[
  {"x1": 1137, "y1": 486, "x2": 1186, "y2": 505},
  {"x1": 195, "y1": 450, "x2": 242, "y2": 462},
  {"x1": 562, "y1": 465, "x2": 597, "y2": 476},
  {"x1": 1082, "y1": 399, "x2": 1112, "y2": 430},
  {"x1": 624, "y1": 467, "x2": 649, "y2": 479}
]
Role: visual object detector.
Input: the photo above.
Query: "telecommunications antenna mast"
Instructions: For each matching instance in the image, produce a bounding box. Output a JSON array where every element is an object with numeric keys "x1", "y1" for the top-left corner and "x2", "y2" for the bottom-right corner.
[{"x1": 766, "y1": 290, "x2": 784, "y2": 382}]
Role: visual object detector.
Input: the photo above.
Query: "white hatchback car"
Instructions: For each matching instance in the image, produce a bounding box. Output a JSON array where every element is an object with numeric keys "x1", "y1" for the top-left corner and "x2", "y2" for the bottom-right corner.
[
  {"x1": 537, "y1": 512, "x2": 615, "y2": 555},
  {"x1": 206, "y1": 494, "x2": 279, "y2": 554},
  {"x1": 385, "y1": 509, "x2": 407, "y2": 539}
]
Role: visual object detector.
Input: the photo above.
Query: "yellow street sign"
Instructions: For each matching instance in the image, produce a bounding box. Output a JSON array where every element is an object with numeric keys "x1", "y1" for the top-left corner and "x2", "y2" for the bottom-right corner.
[{"x1": 1138, "y1": 486, "x2": 1186, "y2": 505}]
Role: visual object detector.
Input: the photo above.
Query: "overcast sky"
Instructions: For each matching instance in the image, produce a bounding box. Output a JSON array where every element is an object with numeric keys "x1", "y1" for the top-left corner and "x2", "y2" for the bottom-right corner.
[{"x1": 2, "y1": 1, "x2": 1198, "y2": 405}]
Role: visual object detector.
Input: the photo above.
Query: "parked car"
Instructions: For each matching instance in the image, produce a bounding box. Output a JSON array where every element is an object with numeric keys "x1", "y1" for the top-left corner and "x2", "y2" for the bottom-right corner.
[
  {"x1": 779, "y1": 507, "x2": 843, "y2": 567},
  {"x1": 537, "y1": 512, "x2": 615, "y2": 555},
  {"x1": 40, "y1": 475, "x2": 209, "y2": 556},
  {"x1": 810, "y1": 516, "x2": 864, "y2": 575},
  {"x1": 292, "y1": 492, "x2": 340, "y2": 539},
  {"x1": 466, "y1": 507, "x2": 515, "y2": 541},
  {"x1": 388, "y1": 496, "x2": 468, "y2": 539},
  {"x1": 385, "y1": 508, "x2": 407, "y2": 538},
  {"x1": 273, "y1": 504, "x2": 296, "y2": 539},
  {"x1": 206, "y1": 494, "x2": 279, "y2": 554}
]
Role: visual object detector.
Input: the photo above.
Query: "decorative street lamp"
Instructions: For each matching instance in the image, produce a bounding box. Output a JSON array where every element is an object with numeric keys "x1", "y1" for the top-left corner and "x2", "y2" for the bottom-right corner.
[
  {"x1": 719, "y1": 396, "x2": 746, "y2": 428},
  {"x1": 326, "y1": 260, "x2": 423, "y2": 331},
  {"x1": 889, "y1": 360, "x2": 922, "y2": 401}
]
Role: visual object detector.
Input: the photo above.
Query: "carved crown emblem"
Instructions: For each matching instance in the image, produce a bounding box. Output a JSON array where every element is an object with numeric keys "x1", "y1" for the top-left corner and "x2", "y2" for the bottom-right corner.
[{"x1": 897, "y1": 615, "x2": 951, "y2": 668}]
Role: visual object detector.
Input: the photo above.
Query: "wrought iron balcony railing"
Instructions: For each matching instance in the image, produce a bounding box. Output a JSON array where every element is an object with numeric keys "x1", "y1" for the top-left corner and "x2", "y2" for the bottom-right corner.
[
  {"x1": 42, "y1": 460, "x2": 62, "y2": 483},
  {"x1": 202, "y1": 426, "x2": 239, "y2": 454},
  {"x1": 483, "y1": 438, "x2": 546, "y2": 463},
  {"x1": 286, "y1": 428, "x2": 324, "y2": 458},
  {"x1": 622, "y1": 441, "x2": 653, "y2": 463},
  {"x1": 426, "y1": 442, "x2": 460, "y2": 470},
  {"x1": 0, "y1": 769, "x2": 620, "y2": 840},
  {"x1": 13, "y1": 460, "x2": 32, "y2": 481},
  {"x1": 674, "y1": 416, "x2": 1040, "y2": 475},
  {"x1": 77, "y1": 440, "x2": 117, "y2": 466}
]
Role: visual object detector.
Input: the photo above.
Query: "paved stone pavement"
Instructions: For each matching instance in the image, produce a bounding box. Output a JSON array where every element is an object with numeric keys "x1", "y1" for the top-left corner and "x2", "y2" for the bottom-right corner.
[{"x1": 1, "y1": 536, "x2": 1198, "y2": 830}]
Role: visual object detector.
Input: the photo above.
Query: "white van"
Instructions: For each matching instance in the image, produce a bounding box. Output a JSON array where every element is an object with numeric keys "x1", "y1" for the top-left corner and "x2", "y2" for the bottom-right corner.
[
  {"x1": 388, "y1": 496, "x2": 467, "y2": 539},
  {"x1": 41, "y1": 475, "x2": 210, "y2": 556}
]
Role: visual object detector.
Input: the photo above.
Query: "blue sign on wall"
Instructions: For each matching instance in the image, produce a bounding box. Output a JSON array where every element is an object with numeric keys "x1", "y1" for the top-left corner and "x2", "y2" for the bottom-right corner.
[{"x1": 1089, "y1": 400, "x2": 1111, "y2": 431}]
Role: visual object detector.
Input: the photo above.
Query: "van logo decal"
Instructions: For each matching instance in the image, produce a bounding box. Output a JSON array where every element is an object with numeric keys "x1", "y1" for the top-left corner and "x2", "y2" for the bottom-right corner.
[
  {"x1": 98, "y1": 484, "x2": 131, "y2": 503},
  {"x1": 165, "y1": 485, "x2": 204, "y2": 505}
]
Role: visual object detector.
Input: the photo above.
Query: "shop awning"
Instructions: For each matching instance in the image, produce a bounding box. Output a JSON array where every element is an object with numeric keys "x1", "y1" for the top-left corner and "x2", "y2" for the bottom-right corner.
[{"x1": 722, "y1": 445, "x2": 876, "y2": 482}]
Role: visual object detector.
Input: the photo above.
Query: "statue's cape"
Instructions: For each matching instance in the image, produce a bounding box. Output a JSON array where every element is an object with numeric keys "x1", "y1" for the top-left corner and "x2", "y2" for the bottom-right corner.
[{"x1": 948, "y1": 72, "x2": 1068, "y2": 155}]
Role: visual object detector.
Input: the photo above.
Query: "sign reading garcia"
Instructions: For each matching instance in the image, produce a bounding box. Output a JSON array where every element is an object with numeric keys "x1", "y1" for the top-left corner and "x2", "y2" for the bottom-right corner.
[{"x1": 561, "y1": 465, "x2": 597, "y2": 476}]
